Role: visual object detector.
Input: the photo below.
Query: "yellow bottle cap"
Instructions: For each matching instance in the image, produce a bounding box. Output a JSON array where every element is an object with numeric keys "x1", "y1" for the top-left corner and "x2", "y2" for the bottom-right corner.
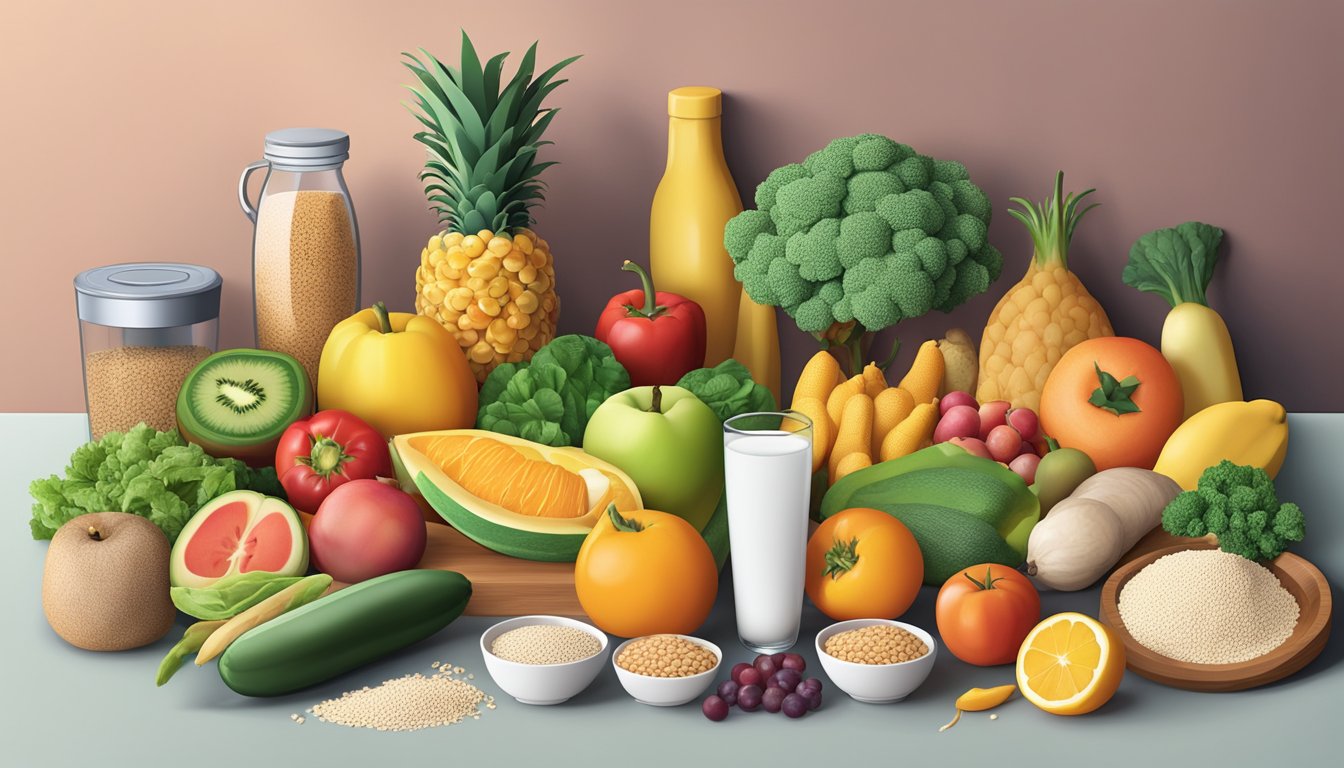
[{"x1": 668, "y1": 86, "x2": 722, "y2": 119}]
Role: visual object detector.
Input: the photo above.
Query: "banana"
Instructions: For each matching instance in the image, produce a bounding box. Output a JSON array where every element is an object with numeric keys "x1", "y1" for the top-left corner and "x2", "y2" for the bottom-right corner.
[{"x1": 1153, "y1": 399, "x2": 1289, "y2": 490}]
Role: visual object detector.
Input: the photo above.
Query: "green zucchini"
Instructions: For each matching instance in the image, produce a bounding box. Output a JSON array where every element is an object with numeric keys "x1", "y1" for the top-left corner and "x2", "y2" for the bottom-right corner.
[{"x1": 218, "y1": 569, "x2": 471, "y2": 697}]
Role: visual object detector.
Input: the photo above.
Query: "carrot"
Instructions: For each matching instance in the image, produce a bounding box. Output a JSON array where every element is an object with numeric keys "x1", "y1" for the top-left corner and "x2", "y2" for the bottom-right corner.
[
  {"x1": 880, "y1": 402, "x2": 939, "y2": 462},
  {"x1": 829, "y1": 394, "x2": 874, "y2": 484}
]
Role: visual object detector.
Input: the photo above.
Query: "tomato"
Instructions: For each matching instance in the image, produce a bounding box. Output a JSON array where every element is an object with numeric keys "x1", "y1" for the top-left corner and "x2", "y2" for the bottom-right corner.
[
  {"x1": 1039, "y1": 337, "x2": 1183, "y2": 470},
  {"x1": 309, "y1": 479, "x2": 427, "y2": 584},
  {"x1": 805, "y1": 508, "x2": 923, "y2": 621},
  {"x1": 575, "y1": 505, "x2": 717, "y2": 637},
  {"x1": 275, "y1": 410, "x2": 393, "y2": 514},
  {"x1": 935, "y1": 563, "x2": 1041, "y2": 666}
]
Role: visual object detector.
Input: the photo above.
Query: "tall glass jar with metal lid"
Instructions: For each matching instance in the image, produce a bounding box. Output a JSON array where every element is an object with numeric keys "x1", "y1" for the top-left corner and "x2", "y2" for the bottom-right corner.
[
  {"x1": 239, "y1": 128, "x2": 360, "y2": 388},
  {"x1": 74, "y1": 263, "x2": 221, "y2": 439}
]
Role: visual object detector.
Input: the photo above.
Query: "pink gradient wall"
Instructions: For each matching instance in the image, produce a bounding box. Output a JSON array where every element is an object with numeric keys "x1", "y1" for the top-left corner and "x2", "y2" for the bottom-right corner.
[{"x1": 2, "y1": 0, "x2": 1340, "y2": 412}]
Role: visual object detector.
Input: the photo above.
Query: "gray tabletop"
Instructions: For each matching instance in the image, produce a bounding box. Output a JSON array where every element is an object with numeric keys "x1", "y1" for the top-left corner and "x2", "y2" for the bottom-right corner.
[{"x1": 4, "y1": 413, "x2": 1339, "y2": 767}]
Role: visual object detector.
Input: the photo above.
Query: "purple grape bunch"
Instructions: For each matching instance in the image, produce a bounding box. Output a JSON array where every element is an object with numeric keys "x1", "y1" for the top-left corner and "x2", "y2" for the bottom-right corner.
[{"x1": 702, "y1": 652, "x2": 823, "y2": 721}]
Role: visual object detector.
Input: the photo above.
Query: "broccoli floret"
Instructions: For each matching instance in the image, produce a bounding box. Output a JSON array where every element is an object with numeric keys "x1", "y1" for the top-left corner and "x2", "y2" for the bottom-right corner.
[
  {"x1": 845, "y1": 172, "x2": 903, "y2": 214},
  {"x1": 767, "y1": 258, "x2": 811, "y2": 310},
  {"x1": 724, "y1": 210, "x2": 772, "y2": 262},
  {"x1": 837, "y1": 212, "x2": 892, "y2": 268},
  {"x1": 722, "y1": 134, "x2": 1001, "y2": 357},
  {"x1": 853, "y1": 135, "x2": 902, "y2": 171},
  {"x1": 754, "y1": 164, "x2": 808, "y2": 210},
  {"x1": 1161, "y1": 460, "x2": 1306, "y2": 561}
]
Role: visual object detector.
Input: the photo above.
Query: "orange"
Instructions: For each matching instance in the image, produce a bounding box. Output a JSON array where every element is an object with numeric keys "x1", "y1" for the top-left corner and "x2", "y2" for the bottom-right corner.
[
  {"x1": 1015, "y1": 612, "x2": 1125, "y2": 715},
  {"x1": 575, "y1": 506, "x2": 717, "y2": 638},
  {"x1": 804, "y1": 508, "x2": 923, "y2": 621}
]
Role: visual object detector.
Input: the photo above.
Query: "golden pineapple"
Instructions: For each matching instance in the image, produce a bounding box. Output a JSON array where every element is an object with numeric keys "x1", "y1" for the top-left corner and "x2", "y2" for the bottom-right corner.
[
  {"x1": 415, "y1": 228, "x2": 559, "y2": 381},
  {"x1": 405, "y1": 33, "x2": 576, "y2": 382}
]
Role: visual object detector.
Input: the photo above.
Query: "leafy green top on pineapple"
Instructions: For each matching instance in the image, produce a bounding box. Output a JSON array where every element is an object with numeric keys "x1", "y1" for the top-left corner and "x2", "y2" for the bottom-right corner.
[{"x1": 403, "y1": 32, "x2": 580, "y2": 235}]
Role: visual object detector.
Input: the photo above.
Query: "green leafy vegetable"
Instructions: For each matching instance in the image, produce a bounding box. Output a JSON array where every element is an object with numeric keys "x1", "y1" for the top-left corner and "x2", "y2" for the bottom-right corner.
[
  {"x1": 676, "y1": 359, "x2": 777, "y2": 422},
  {"x1": 156, "y1": 619, "x2": 226, "y2": 686},
  {"x1": 1121, "y1": 221, "x2": 1224, "y2": 308},
  {"x1": 1161, "y1": 460, "x2": 1305, "y2": 560},
  {"x1": 170, "y1": 571, "x2": 307, "y2": 620},
  {"x1": 477, "y1": 335, "x2": 630, "y2": 447},
  {"x1": 29, "y1": 424, "x2": 283, "y2": 543}
]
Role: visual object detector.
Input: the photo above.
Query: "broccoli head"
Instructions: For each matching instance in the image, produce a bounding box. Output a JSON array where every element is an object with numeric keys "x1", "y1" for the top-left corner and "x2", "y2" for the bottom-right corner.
[
  {"x1": 724, "y1": 134, "x2": 1000, "y2": 358},
  {"x1": 1161, "y1": 460, "x2": 1305, "y2": 561}
]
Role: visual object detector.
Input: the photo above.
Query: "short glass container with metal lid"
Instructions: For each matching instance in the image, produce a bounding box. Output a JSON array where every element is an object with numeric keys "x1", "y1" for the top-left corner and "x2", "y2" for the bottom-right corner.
[{"x1": 74, "y1": 263, "x2": 221, "y2": 439}]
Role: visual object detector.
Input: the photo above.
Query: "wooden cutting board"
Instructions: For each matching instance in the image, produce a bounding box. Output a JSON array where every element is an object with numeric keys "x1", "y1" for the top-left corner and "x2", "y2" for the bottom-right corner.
[{"x1": 301, "y1": 513, "x2": 584, "y2": 617}]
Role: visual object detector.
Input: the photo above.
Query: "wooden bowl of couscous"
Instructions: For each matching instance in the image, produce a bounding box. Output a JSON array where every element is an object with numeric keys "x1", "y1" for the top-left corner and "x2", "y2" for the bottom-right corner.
[{"x1": 1099, "y1": 542, "x2": 1332, "y2": 692}]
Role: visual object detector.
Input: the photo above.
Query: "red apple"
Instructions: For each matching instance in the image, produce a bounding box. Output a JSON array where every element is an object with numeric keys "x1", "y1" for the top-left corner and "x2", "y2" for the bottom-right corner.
[
  {"x1": 947, "y1": 436, "x2": 993, "y2": 460},
  {"x1": 309, "y1": 479, "x2": 427, "y2": 583},
  {"x1": 938, "y1": 390, "x2": 978, "y2": 416},
  {"x1": 934, "y1": 405, "x2": 981, "y2": 443},
  {"x1": 1006, "y1": 407, "x2": 1040, "y2": 442},
  {"x1": 1010, "y1": 453, "x2": 1041, "y2": 484},
  {"x1": 985, "y1": 424, "x2": 1024, "y2": 463},
  {"x1": 978, "y1": 400, "x2": 1011, "y2": 440}
]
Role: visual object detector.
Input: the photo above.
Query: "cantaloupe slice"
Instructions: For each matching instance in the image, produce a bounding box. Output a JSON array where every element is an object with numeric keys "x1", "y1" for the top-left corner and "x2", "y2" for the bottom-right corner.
[{"x1": 394, "y1": 430, "x2": 642, "y2": 562}]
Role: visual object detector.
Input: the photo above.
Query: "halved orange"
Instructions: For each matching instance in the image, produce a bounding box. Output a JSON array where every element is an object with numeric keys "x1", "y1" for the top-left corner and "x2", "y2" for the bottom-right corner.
[{"x1": 1015, "y1": 612, "x2": 1125, "y2": 716}]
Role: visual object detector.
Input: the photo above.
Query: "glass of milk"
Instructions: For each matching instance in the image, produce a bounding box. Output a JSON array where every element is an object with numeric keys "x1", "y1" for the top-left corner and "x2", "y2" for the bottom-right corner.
[{"x1": 722, "y1": 410, "x2": 813, "y2": 653}]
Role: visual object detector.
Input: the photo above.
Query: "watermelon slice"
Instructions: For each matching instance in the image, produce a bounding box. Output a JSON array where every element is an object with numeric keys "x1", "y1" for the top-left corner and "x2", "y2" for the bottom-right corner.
[{"x1": 169, "y1": 490, "x2": 308, "y2": 589}]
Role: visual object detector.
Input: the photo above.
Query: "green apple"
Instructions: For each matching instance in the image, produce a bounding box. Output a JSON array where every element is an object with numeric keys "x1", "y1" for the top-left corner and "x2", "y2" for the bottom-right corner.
[{"x1": 582, "y1": 385, "x2": 723, "y2": 531}]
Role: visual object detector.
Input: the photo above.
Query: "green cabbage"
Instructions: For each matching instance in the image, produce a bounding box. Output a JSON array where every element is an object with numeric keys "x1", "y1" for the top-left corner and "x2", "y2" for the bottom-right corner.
[
  {"x1": 29, "y1": 423, "x2": 284, "y2": 542},
  {"x1": 676, "y1": 359, "x2": 777, "y2": 422},
  {"x1": 477, "y1": 335, "x2": 630, "y2": 447}
]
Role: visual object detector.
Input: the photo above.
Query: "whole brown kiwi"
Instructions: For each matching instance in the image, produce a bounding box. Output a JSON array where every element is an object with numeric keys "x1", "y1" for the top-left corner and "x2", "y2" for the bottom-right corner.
[{"x1": 42, "y1": 512, "x2": 175, "y2": 651}]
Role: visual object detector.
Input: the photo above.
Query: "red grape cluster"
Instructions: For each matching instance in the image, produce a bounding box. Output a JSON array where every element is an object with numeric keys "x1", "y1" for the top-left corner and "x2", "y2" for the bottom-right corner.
[{"x1": 701, "y1": 652, "x2": 822, "y2": 721}]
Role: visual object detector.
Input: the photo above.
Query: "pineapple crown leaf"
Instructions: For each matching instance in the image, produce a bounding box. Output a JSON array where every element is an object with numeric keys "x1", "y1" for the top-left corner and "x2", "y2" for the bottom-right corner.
[
  {"x1": 1007, "y1": 170, "x2": 1099, "y2": 269},
  {"x1": 402, "y1": 32, "x2": 580, "y2": 233}
]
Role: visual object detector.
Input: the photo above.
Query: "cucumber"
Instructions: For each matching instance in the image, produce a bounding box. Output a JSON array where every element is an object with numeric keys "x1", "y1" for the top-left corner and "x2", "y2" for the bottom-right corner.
[{"x1": 218, "y1": 569, "x2": 471, "y2": 697}]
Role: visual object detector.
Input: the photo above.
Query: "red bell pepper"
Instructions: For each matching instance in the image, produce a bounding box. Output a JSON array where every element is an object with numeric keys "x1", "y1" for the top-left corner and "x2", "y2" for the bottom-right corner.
[
  {"x1": 275, "y1": 409, "x2": 393, "y2": 514},
  {"x1": 595, "y1": 261, "x2": 707, "y2": 387}
]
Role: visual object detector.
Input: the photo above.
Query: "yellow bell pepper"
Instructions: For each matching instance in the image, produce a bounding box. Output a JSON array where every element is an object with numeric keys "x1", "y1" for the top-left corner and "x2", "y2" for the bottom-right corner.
[{"x1": 317, "y1": 302, "x2": 478, "y2": 438}]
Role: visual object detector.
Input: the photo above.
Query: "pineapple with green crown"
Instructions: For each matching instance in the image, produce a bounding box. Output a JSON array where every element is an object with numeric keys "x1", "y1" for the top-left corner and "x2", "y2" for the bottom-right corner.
[{"x1": 405, "y1": 33, "x2": 578, "y2": 383}]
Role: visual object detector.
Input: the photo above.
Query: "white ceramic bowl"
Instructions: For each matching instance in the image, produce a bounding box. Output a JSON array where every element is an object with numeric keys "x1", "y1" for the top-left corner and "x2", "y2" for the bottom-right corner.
[
  {"x1": 479, "y1": 615, "x2": 609, "y2": 705},
  {"x1": 815, "y1": 619, "x2": 938, "y2": 703},
  {"x1": 612, "y1": 635, "x2": 722, "y2": 706}
]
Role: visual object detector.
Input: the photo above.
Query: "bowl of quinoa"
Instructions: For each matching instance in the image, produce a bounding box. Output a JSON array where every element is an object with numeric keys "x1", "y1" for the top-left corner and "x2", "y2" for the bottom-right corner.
[
  {"x1": 479, "y1": 615, "x2": 609, "y2": 705},
  {"x1": 815, "y1": 619, "x2": 937, "y2": 703}
]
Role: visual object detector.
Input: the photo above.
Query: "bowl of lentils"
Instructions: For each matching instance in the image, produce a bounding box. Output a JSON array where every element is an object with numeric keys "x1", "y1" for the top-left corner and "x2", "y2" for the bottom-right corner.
[
  {"x1": 815, "y1": 619, "x2": 937, "y2": 703},
  {"x1": 480, "y1": 615, "x2": 609, "y2": 705},
  {"x1": 613, "y1": 634, "x2": 723, "y2": 706}
]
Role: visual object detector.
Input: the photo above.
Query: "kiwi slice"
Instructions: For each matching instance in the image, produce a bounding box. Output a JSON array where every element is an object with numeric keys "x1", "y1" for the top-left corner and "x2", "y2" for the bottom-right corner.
[{"x1": 176, "y1": 349, "x2": 312, "y2": 465}]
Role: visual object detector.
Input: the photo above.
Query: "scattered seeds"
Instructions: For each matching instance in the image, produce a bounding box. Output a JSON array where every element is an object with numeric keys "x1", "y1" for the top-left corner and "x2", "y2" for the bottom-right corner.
[
  {"x1": 309, "y1": 663, "x2": 488, "y2": 732},
  {"x1": 617, "y1": 635, "x2": 717, "y2": 678},
  {"x1": 824, "y1": 625, "x2": 928, "y2": 665},
  {"x1": 990, "y1": 714, "x2": 999, "y2": 721}
]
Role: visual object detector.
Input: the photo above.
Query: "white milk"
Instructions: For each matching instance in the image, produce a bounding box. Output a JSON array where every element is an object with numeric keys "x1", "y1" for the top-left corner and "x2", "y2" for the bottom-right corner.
[{"x1": 723, "y1": 431, "x2": 812, "y2": 652}]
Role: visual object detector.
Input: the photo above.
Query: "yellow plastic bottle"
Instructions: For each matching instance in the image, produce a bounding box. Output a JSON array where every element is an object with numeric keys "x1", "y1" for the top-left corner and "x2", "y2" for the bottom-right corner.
[{"x1": 650, "y1": 86, "x2": 779, "y2": 400}]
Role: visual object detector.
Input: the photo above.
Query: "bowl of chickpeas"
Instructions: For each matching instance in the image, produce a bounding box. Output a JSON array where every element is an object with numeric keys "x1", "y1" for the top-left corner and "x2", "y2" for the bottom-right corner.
[
  {"x1": 612, "y1": 634, "x2": 722, "y2": 707},
  {"x1": 815, "y1": 619, "x2": 937, "y2": 703}
]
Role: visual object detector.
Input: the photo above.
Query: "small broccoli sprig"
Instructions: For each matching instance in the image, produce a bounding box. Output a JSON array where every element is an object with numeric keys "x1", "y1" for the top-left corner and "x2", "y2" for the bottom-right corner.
[
  {"x1": 724, "y1": 134, "x2": 1001, "y2": 374},
  {"x1": 1161, "y1": 460, "x2": 1305, "y2": 561}
]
